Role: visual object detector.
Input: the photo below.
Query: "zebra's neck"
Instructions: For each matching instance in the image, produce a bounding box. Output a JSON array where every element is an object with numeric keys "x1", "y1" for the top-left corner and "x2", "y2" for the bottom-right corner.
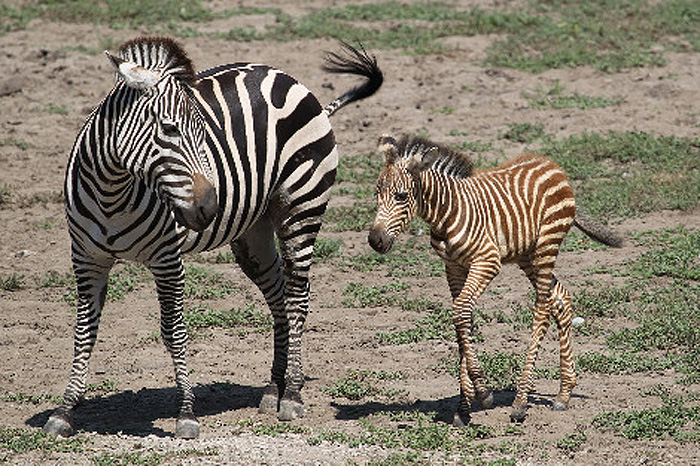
[{"x1": 416, "y1": 169, "x2": 472, "y2": 236}]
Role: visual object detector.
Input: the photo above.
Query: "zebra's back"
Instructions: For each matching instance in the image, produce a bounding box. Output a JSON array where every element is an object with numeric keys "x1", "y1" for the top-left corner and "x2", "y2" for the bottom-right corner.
[
  {"x1": 181, "y1": 63, "x2": 337, "y2": 253},
  {"x1": 452, "y1": 154, "x2": 575, "y2": 262}
]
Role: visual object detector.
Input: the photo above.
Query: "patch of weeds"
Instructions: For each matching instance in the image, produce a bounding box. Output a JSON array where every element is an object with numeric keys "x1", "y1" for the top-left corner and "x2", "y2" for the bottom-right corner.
[
  {"x1": 628, "y1": 228, "x2": 700, "y2": 280},
  {"x1": 572, "y1": 284, "x2": 630, "y2": 319},
  {"x1": 324, "y1": 202, "x2": 376, "y2": 232},
  {"x1": 86, "y1": 379, "x2": 119, "y2": 395},
  {"x1": 501, "y1": 122, "x2": 546, "y2": 144},
  {"x1": 107, "y1": 262, "x2": 150, "y2": 301},
  {"x1": 540, "y1": 131, "x2": 700, "y2": 218},
  {"x1": 556, "y1": 425, "x2": 588, "y2": 453},
  {"x1": 377, "y1": 305, "x2": 453, "y2": 345},
  {"x1": 341, "y1": 281, "x2": 410, "y2": 308},
  {"x1": 0, "y1": 427, "x2": 86, "y2": 455},
  {"x1": 576, "y1": 350, "x2": 674, "y2": 375},
  {"x1": 46, "y1": 103, "x2": 68, "y2": 115},
  {"x1": 238, "y1": 418, "x2": 309, "y2": 437},
  {"x1": 450, "y1": 139, "x2": 494, "y2": 154},
  {"x1": 314, "y1": 237, "x2": 343, "y2": 261},
  {"x1": 0, "y1": 184, "x2": 12, "y2": 207},
  {"x1": 341, "y1": 238, "x2": 443, "y2": 278},
  {"x1": 524, "y1": 81, "x2": 623, "y2": 110},
  {"x1": 184, "y1": 304, "x2": 271, "y2": 333},
  {"x1": 336, "y1": 152, "x2": 384, "y2": 188},
  {"x1": 0, "y1": 393, "x2": 62, "y2": 405},
  {"x1": 0, "y1": 139, "x2": 28, "y2": 151},
  {"x1": 184, "y1": 265, "x2": 238, "y2": 300},
  {"x1": 592, "y1": 395, "x2": 700, "y2": 443},
  {"x1": 322, "y1": 369, "x2": 406, "y2": 401},
  {"x1": 0, "y1": 273, "x2": 24, "y2": 292}
]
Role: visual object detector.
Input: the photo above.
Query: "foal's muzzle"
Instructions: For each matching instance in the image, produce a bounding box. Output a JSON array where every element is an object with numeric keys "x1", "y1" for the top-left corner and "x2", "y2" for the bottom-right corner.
[{"x1": 368, "y1": 226, "x2": 394, "y2": 254}]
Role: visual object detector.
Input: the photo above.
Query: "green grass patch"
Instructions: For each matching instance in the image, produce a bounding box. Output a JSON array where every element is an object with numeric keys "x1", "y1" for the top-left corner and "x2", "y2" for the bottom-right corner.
[
  {"x1": 523, "y1": 80, "x2": 623, "y2": 110},
  {"x1": 540, "y1": 131, "x2": 700, "y2": 218},
  {"x1": 184, "y1": 265, "x2": 238, "y2": 300},
  {"x1": 0, "y1": 428, "x2": 86, "y2": 456},
  {"x1": 184, "y1": 303, "x2": 271, "y2": 333},
  {"x1": 322, "y1": 369, "x2": 406, "y2": 401},
  {"x1": 0, "y1": 273, "x2": 24, "y2": 292}
]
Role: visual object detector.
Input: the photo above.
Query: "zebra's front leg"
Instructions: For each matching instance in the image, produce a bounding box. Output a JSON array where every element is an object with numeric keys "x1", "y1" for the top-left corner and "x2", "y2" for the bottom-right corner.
[
  {"x1": 152, "y1": 258, "x2": 198, "y2": 439},
  {"x1": 231, "y1": 216, "x2": 289, "y2": 418},
  {"x1": 446, "y1": 261, "x2": 498, "y2": 426},
  {"x1": 44, "y1": 258, "x2": 113, "y2": 437}
]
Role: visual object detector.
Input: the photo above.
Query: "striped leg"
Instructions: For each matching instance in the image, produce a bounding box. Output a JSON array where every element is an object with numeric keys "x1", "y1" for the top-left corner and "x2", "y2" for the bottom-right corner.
[
  {"x1": 549, "y1": 278, "x2": 576, "y2": 411},
  {"x1": 44, "y1": 255, "x2": 114, "y2": 437},
  {"x1": 512, "y1": 242, "x2": 567, "y2": 421},
  {"x1": 231, "y1": 215, "x2": 288, "y2": 418},
  {"x1": 150, "y1": 257, "x2": 198, "y2": 439},
  {"x1": 446, "y1": 259, "x2": 498, "y2": 426}
]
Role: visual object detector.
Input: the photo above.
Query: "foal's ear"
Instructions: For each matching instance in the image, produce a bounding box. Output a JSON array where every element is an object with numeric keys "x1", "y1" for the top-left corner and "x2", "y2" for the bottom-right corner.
[
  {"x1": 407, "y1": 146, "x2": 439, "y2": 174},
  {"x1": 377, "y1": 134, "x2": 398, "y2": 165},
  {"x1": 106, "y1": 51, "x2": 161, "y2": 90}
]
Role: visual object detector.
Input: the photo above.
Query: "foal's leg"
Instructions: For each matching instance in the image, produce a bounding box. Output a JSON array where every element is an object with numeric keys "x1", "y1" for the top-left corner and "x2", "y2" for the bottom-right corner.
[
  {"x1": 446, "y1": 259, "x2": 499, "y2": 426},
  {"x1": 549, "y1": 278, "x2": 576, "y2": 411}
]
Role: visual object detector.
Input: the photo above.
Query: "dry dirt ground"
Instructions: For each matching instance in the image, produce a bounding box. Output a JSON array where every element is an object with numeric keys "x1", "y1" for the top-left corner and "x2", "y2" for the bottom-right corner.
[{"x1": 1, "y1": 1, "x2": 700, "y2": 465}]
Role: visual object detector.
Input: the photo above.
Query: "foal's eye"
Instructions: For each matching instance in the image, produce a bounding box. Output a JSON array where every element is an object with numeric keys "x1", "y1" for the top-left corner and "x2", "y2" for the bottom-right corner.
[
  {"x1": 393, "y1": 192, "x2": 408, "y2": 202},
  {"x1": 161, "y1": 121, "x2": 180, "y2": 138}
]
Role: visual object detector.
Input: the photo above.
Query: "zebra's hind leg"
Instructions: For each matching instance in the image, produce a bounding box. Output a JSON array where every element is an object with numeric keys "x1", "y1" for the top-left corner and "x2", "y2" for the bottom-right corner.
[
  {"x1": 231, "y1": 215, "x2": 288, "y2": 418},
  {"x1": 151, "y1": 257, "x2": 199, "y2": 439},
  {"x1": 549, "y1": 278, "x2": 576, "y2": 411},
  {"x1": 44, "y1": 257, "x2": 113, "y2": 437}
]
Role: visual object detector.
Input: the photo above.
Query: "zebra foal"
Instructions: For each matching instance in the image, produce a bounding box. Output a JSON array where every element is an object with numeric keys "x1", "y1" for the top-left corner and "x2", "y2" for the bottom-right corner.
[
  {"x1": 368, "y1": 135, "x2": 622, "y2": 425},
  {"x1": 44, "y1": 37, "x2": 382, "y2": 438}
]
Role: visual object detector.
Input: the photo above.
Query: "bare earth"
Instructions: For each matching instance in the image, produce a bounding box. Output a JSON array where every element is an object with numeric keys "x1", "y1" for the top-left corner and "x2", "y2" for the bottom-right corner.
[{"x1": 1, "y1": 2, "x2": 699, "y2": 465}]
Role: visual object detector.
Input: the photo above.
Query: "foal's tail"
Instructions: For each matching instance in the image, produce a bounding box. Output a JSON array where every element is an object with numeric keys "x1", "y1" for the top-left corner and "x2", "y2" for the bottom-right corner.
[
  {"x1": 573, "y1": 214, "x2": 624, "y2": 248},
  {"x1": 322, "y1": 42, "x2": 383, "y2": 117}
]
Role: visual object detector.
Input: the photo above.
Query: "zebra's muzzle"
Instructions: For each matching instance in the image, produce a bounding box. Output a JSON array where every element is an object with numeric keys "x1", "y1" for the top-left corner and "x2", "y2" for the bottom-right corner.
[
  {"x1": 173, "y1": 174, "x2": 218, "y2": 231},
  {"x1": 368, "y1": 226, "x2": 394, "y2": 254}
]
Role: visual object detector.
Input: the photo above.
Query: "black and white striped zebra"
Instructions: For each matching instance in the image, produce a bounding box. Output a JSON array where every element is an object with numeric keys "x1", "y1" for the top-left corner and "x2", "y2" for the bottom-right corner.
[{"x1": 44, "y1": 36, "x2": 382, "y2": 438}]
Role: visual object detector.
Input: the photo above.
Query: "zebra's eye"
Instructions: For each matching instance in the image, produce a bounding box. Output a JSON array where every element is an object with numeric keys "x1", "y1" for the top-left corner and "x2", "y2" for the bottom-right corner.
[
  {"x1": 161, "y1": 121, "x2": 180, "y2": 138},
  {"x1": 393, "y1": 192, "x2": 408, "y2": 202}
]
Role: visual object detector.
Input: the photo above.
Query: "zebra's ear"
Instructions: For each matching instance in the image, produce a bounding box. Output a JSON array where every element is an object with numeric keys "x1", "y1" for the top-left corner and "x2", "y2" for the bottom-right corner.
[
  {"x1": 105, "y1": 51, "x2": 161, "y2": 90},
  {"x1": 407, "y1": 146, "x2": 439, "y2": 174},
  {"x1": 377, "y1": 134, "x2": 399, "y2": 165}
]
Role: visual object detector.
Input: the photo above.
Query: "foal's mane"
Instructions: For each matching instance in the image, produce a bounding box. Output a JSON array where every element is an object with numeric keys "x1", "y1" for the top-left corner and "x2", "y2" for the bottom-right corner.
[
  {"x1": 397, "y1": 135, "x2": 475, "y2": 179},
  {"x1": 118, "y1": 36, "x2": 196, "y2": 86}
]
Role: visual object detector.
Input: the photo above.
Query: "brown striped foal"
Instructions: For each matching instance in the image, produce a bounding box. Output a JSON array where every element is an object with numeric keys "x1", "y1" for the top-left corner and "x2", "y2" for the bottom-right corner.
[{"x1": 368, "y1": 134, "x2": 622, "y2": 425}]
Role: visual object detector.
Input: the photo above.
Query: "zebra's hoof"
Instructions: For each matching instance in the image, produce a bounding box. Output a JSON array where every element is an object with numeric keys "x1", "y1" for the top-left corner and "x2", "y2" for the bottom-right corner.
[
  {"x1": 475, "y1": 389, "x2": 494, "y2": 409},
  {"x1": 510, "y1": 404, "x2": 528, "y2": 422},
  {"x1": 552, "y1": 399, "x2": 569, "y2": 411},
  {"x1": 175, "y1": 417, "x2": 200, "y2": 439},
  {"x1": 43, "y1": 413, "x2": 74, "y2": 437},
  {"x1": 258, "y1": 384, "x2": 280, "y2": 415},
  {"x1": 278, "y1": 391, "x2": 304, "y2": 421},
  {"x1": 452, "y1": 410, "x2": 470, "y2": 427}
]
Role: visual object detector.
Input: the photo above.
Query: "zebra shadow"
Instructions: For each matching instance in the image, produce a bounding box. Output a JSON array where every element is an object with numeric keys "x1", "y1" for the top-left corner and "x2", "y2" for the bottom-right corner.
[
  {"x1": 331, "y1": 389, "x2": 586, "y2": 424},
  {"x1": 26, "y1": 381, "x2": 264, "y2": 437}
]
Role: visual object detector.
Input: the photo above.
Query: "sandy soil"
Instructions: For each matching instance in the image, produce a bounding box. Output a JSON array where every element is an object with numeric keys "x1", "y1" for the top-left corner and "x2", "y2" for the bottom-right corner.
[{"x1": 1, "y1": 3, "x2": 699, "y2": 465}]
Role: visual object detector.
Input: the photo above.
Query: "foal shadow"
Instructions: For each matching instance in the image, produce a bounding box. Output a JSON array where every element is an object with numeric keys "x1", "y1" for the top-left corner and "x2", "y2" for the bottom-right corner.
[{"x1": 26, "y1": 382, "x2": 264, "y2": 438}]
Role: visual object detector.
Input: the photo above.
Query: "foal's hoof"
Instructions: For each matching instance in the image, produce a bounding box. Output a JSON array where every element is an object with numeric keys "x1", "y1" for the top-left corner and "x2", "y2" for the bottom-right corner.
[
  {"x1": 510, "y1": 404, "x2": 528, "y2": 422},
  {"x1": 176, "y1": 417, "x2": 200, "y2": 439},
  {"x1": 552, "y1": 399, "x2": 569, "y2": 411},
  {"x1": 452, "y1": 410, "x2": 471, "y2": 427},
  {"x1": 43, "y1": 413, "x2": 74, "y2": 437},
  {"x1": 475, "y1": 390, "x2": 494, "y2": 409},
  {"x1": 278, "y1": 391, "x2": 304, "y2": 422}
]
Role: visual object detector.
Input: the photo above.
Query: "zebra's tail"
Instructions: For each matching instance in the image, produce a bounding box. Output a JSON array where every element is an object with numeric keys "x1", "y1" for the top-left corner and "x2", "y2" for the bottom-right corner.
[
  {"x1": 322, "y1": 41, "x2": 383, "y2": 117},
  {"x1": 573, "y1": 214, "x2": 624, "y2": 248}
]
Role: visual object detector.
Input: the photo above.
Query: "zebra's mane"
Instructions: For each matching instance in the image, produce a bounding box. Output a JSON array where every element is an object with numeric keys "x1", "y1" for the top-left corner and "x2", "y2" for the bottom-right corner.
[
  {"x1": 397, "y1": 136, "x2": 475, "y2": 179},
  {"x1": 118, "y1": 37, "x2": 196, "y2": 86}
]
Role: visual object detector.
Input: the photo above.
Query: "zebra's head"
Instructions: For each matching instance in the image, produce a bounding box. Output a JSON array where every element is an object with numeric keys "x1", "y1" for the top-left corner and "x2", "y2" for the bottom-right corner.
[
  {"x1": 105, "y1": 37, "x2": 217, "y2": 232},
  {"x1": 368, "y1": 134, "x2": 439, "y2": 254}
]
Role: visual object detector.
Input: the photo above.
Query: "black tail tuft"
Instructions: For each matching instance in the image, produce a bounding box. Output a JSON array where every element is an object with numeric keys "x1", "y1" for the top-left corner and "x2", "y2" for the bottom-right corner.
[
  {"x1": 573, "y1": 214, "x2": 624, "y2": 248},
  {"x1": 322, "y1": 41, "x2": 383, "y2": 116}
]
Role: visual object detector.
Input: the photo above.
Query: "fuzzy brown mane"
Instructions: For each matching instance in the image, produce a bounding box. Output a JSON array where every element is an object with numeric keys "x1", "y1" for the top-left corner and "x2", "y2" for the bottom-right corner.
[
  {"x1": 118, "y1": 36, "x2": 196, "y2": 86},
  {"x1": 397, "y1": 135, "x2": 475, "y2": 179}
]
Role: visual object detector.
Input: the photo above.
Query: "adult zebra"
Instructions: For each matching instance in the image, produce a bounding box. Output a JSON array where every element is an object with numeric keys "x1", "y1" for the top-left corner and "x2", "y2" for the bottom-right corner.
[
  {"x1": 368, "y1": 135, "x2": 622, "y2": 425},
  {"x1": 44, "y1": 36, "x2": 382, "y2": 439}
]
